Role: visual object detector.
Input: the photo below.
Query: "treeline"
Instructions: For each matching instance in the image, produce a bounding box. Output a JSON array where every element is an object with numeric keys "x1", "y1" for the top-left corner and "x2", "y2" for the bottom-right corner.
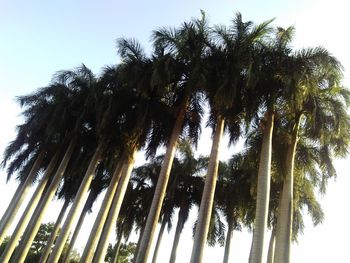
[{"x1": 0, "y1": 11, "x2": 349, "y2": 263}]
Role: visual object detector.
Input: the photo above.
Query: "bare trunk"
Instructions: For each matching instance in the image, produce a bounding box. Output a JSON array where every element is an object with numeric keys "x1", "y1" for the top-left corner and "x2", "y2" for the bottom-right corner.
[
  {"x1": 39, "y1": 198, "x2": 70, "y2": 263},
  {"x1": 132, "y1": 227, "x2": 145, "y2": 263},
  {"x1": 63, "y1": 192, "x2": 91, "y2": 263},
  {"x1": 0, "y1": 150, "x2": 45, "y2": 243},
  {"x1": 151, "y1": 218, "x2": 167, "y2": 263},
  {"x1": 92, "y1": 152, "x2": 137, "y2": 263},
  {"x1": 190, "y1": 115, "x2": 225, "y2": 263},
  {"x1": 169, "y1": 208, "x2": 185, "y2": 263},
  {"x1": 111, "y1": 235, "x2": 123, "y2": 263},
  {"x1": 135, "y1": 100, "x2": 187, "y2": 263},
  {"x1": 0, "y1": 151, "x2": 59, "y2": 262},
  {"x1": 79, "y1": 150, "x2": 132, "y2": 263},
  {"x1": 267, "y1": 229, "x2": 276, "y2": 263},
  {"x1": 11, "y1": 139, "x2": 76, "y2": 263},
  {"x1": 48, "y1": 145, "x2": 102, "y2": 263},
  {"x1": 274, "y1": 117, "x2": 299, "y2": 263},
  {"x1": 223, "y1": 221, "x2": 234, "y2": 263},
  {"x1": 250, "y1": 112, "x2": 274, "y2": 263}
]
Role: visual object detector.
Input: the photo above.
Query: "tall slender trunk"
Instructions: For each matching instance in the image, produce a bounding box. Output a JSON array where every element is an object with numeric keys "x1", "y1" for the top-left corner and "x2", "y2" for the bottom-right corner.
[
  {"x1": 151, "y1": 217, "x2": 167, "y2": 263},
  {"x1": 0, "y1": 152, "x2": 59, "y2": 262},
  {"x1": 135, "y1": 99, "x2": 187, "y2": 263},
  {"x1": 63, "y1": 191, "x2": 92, "y2": 263},
  {"x1": 274, "y1": 117, "x2": 300, "y2": 263},
  {"x1": 48, "y1": 145, "x2": 102, "y2": 263},
  {"x1": 267, "y1": 229, "x2": 276, "y2": 263},
  {"x1": 111, "y1": 235, "x2": 123, "y2": 263},
  {"x1": 223, "y1": 221, "x2": 234, "y2": 263},
  {"x1": 0, "y1": 150, "x2": 45, "y2": 243},
  {"x1": 169, "y1": 208, "x2": 185, "y2": 263},
  {"x1": 11, "y1": 139, "x2": 76, "y2": 263},
  {"x1": 92, "y1": 152, "x2": 137, "y2": 263},
  {"x1": 132, "y1": 226, "x2": 145, "y2": 263},
  {"x1": 250, "y1": 112, "x2": 274, "y2": 263},
  {"x1": 79, "y1": 151, "x2": 132, "y2": 263},
  {"x1": 39, "y1": 198, "x2": 70, "y2": 263},
  {"x1": 190, "y1": 115, "x2": 225, "y2": 263}
]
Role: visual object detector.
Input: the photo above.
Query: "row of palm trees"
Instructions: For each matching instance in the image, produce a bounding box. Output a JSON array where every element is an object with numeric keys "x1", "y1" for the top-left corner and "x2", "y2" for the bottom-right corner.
[{"x1": 0, "y1": 11, "x2": 349, "y2": 263}]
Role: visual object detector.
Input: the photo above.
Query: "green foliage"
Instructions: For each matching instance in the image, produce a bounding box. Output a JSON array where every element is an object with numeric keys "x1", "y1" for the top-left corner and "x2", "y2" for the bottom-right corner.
[
  {"x1": 105, "y1": 242, "x2": 137, "y2": 263},
  {"x1": 0, "y1": 223, "x2": 80, "y2": 263}
]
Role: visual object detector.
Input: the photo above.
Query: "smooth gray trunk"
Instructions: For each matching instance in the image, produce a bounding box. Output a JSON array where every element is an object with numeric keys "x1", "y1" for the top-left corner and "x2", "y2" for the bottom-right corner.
[
  {"x1": 11, "y1": 139, "x2": 76, "y2": 263},
  {"x1": 135, "y1": 100, "x2": 187, "y2": 263},
  {"x1": 92, "y1": 152, "x2": 136, "y2": 263},
  {"x1": 223, "y1": 222, "x2": 234, "y2": 263},
  {"x1": 190, "y1": 115, "x2": 225, "y2": 263},
  {"x1": 63, "y1": 191, "x2": 92, "y2": 263},
  {"x1": 250, "y1": 112, "x2": 274, "y2": 263},
  {"x1": 169, "y1": 208, "x2": 185, "y2": 263},
  {"x1": 39, "y1": 198, "x2": 70, "y2": 263},
  {"x1": 132, "y1": 227, "x2": 145, "y2": 263},
  {"x1": 274, "y1": 118, "x2": 299, "y2": 263},
  {"x1": 79, "y1": 151, "x2": 131, "y2": 263},
  {"x1": 267, "y1": 229, "x2": 276, "y2": 263},
  {"x1": 0, "y1": 150, "x2": 45, "y2": 243},
  {"x1": 0, "y1": 152, "x2": 59, "y2": 262},
  {"x1": 151, "y1": 218, "x2": 167, "y2": 263},
  {"x1": 48, "y1": 145, "x2": 102, "y2": 263},
  {"x1": 111, "y1": 235, "x2": 123, "y2": 263}
]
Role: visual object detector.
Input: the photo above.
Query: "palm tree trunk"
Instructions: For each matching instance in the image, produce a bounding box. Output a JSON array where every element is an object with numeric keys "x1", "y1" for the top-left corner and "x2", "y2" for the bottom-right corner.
[
  {"x1": 132, "y1": 227, "x2": 145, "y2": 263},
  {"x1": 135, "y1": 99, "x2": 187, "y2": 263},
  {"x1": 274, "y1": 118, "x2": 300, "y2": 263},
  {"x1": 0, "y1": 151, "x2": 59, "y2": 262},
  {"x1": 190, "y1": 115, "x2": 225, "y2": 263},
  {"x1": 48, "y1": 145, "x2": 102, "y2": 263},
  {"x1": 92, "y1": 152, "x2": 137, "y2": 263},
  {"x1": 223, "y1": 221, "x2": 234, "y2": 263},
  {"x1": 169, "y1": 208, "x2": 185, "y2": 263},
  {"x1": 63, "y1": 191, "x2": 92, "y2": 263},
  {"x1": 39, "y1": 198, "x2": 70, "y2": 263},
  {"x1": 11, "y1": 139, "x2": 76, "y2": 263},
  {"x1": 111, "y1": 235, "x2": 123, "y2": 263},
  {"x1": 151, "y1": 217, "x2": 167, "y2": 263},
  {"x1": 267, "y1": 229, "x2": 276, "y2": 263},
  {"x1": 0, "y1": 150, "x2": 45, "y2": 243},
  {"x1": 250, "y1": 112, "x2": 274, "y2": 263},
  {"x1": 79, "y1": 151, "x2": 133, "y2": 263}
]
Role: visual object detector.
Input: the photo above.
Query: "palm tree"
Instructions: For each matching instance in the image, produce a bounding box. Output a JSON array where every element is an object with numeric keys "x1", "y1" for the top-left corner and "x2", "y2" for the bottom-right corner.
[
  {"x1": 135, "y1": 12, "x2": 208, "y2": 262},
  {"x1": 80, "y1": 39, "x2": 162, "y2": 262},
  {"x1": 190, "y1": 13, "x2": 272, "y2": 262},
  {"x1": 249, "y1": 26, "x2": 297, "y2": 263},
  {"x1": 273, "y1": 47, "x2": 348, "y2": 262},
  {"x1": 8, "y1": 65, "x2": 99, "y2": 263}
]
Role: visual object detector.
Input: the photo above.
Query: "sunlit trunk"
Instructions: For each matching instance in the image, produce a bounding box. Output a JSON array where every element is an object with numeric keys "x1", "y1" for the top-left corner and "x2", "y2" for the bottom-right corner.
[
  {"x1": 274, "y1": 117, "x2": 299, "y2": 263},
  {"x1": 92, "y1": 152, "x2": 137, "y2": 263},
  {"x1": 250, "y1": 112, "x2": 274, "y2": 263},
  {"x1": 190, "y1": 115, "x2": 225, "y2": 263},
  {"x1": 267, "y1": 229, "x2": 276, "y2": 263},
  {"x1": 11, "y1": 139, "x2": 76, "y2": 263},
  {"x1": 0, "y1": 150, "x2": 45, "y2": 243},
  {"x1": 223, "y1": 221, "x2": 234, "y2": 263},
  {"x1": 63, "y1": 191, "x2": 92, "y2": 263},
  {"x1": 39, "y1": 198, "x2": 70, "y2": 263},
  {"x1": 135, "y1": 99, "x2": 187, "y2": 263},
  {"x1": 79, "y1": 150, "x2": 133, "y2": 263},
  {"x1": 48, "y1": 145, "x2": 102, "y2": 263},
  {"x1": 151, "y1": 217, "x2": 167, "y2": 263},
  {"x1": 0, "y1": 151, "x2": 59, "y2": 262},
  {"x1": 169, "y1": 207, "x2": 185, "y2": 263}
]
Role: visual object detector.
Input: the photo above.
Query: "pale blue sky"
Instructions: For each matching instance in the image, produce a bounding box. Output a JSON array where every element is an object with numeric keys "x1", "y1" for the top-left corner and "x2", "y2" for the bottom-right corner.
[{"x1": 0, "y1": 0, "x2": 349, "y2": 262}]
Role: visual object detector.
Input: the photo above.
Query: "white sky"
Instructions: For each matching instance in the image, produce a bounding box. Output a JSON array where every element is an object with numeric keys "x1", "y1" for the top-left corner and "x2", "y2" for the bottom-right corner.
[{"x1": 0, "y1": 0, "x2": 349, "y2": 262}]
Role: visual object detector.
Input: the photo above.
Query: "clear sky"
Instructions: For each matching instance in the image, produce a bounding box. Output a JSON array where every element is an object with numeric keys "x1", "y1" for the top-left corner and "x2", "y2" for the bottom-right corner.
[{"x1": 0, "y1": 0, "x2": 349, "y2": 262}]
